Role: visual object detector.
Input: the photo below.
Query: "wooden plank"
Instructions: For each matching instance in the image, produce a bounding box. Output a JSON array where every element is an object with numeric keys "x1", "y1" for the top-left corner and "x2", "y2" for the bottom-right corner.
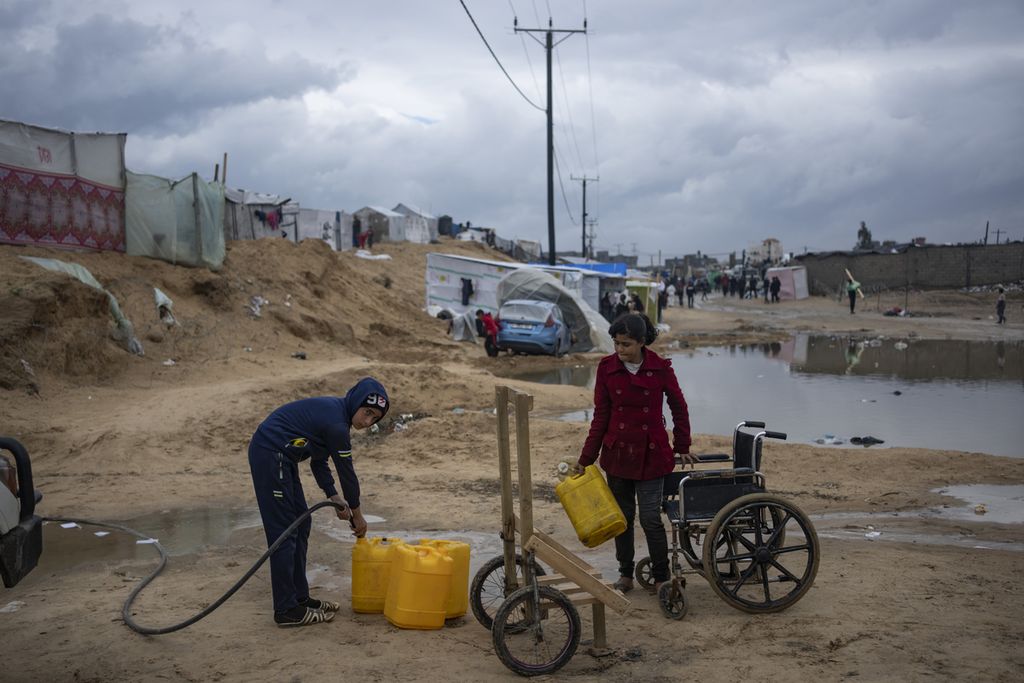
[
  {"x1": 524, "y1": 535, "x2": 630, "y2": 614},
  {"x1": 495, "y1": 386, "x2": 518, "y2": 592},
  {"x1": 514, "y1": 392, "x2": 534, "y2": 551},
  {"x1": 512, "y1": 516, "x2": 599, "y2": 574},
  {"x1": 592, "y1": 604, "x2": 607, "y2": 649}
]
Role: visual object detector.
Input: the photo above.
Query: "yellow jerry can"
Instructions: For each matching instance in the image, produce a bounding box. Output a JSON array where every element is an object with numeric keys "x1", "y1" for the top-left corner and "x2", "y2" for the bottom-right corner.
[
  {"x1": 384, "y1": 544, "x2": 453, "y2": 629},
  {"x1": 351, "y1": 537, "x2": 404, "y2": 613},
  {"x1": 418, "y1": 539, "x2": 471, "y2": 618},
  {"x1": 555, "y1": 464, "x2": 627, "y2": 548}
]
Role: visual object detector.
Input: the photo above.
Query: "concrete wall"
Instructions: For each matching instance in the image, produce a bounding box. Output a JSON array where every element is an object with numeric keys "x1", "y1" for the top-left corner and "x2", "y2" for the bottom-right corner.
[{"x1": 795, "y1": 243, "x2": 1024, "y2": 295}]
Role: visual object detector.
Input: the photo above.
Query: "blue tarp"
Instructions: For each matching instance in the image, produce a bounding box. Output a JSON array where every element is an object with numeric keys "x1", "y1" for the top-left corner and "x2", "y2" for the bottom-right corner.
[{"x1": 527, "y1": 261, "x2": 628, "y2": 276}]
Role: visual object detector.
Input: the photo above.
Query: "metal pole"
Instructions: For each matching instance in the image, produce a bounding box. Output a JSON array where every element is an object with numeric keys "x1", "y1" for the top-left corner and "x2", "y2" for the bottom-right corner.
[
  {"x1": 546, "y1": 28, "x2": 555, "y2": 266},
  {"x1": 581, "y1": 177, "x2": 587, "y2": 257}
]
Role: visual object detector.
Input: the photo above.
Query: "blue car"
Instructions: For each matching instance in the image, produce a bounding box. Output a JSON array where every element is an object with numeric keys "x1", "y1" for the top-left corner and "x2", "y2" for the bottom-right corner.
[{"x1": 496, "y1": 299, "x2": 573, "y2": 357}]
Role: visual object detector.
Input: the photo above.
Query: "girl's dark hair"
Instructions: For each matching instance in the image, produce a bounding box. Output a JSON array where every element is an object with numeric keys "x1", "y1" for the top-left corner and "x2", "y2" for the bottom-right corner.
[{"x1": 609, "y1": 313, "x2": 658, "y2": 346}]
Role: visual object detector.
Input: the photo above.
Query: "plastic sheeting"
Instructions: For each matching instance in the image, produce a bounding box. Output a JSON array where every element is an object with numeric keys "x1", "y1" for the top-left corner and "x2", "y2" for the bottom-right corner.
[
  {"x1": 496, "y1": 269, "x2": 613, "y2": 354},
  {"x1": 297, "y1": 208, "x2": 351, "y2": 251},
  {"x1": 125, "y1": 171, "x2": 225, "y2": 269},
  {"x1": 0, "y1": 119, "x2": 126, "y2": 251},
  {"x1": 20, "y1": 256, "x2": 143, "y2": 355}
]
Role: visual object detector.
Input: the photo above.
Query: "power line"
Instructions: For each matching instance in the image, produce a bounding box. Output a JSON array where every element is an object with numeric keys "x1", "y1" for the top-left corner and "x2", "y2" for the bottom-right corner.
[
  {"x1": 553, "y1": 148, "x2": 577, "y2": 225},
  {"x1": 458, "y1": 0, "x2": 545, "y2": 112},
  {"x1": 555, "y1": 44, "x2": 585, "y2": 172},
  {"x1": 508, "y1": 0, "x2": 543, "y2": 101}
]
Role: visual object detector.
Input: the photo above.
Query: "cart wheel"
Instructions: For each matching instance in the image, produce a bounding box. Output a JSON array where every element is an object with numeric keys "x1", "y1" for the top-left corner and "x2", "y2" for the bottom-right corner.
[
  {"x1": 492, "y1": 585, "x2": 581, "y2": 677},
  {"x1": 470, "y1": 554, "x2": 547, "y2": 629},
  {"x1": 657, "y1": 580, "x2": 688, "y2": 620},
  {"x1": 702, "y1": 493, "x2": 819, "y2": 614},
  {"x1": 634, "y1": 556, "x2": 655, "y2": 589}
]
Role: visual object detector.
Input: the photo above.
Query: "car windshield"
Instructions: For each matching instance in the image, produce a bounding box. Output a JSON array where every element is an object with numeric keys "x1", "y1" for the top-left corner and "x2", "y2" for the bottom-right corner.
[{"x1": 500, "y1": 303, "x2": 551, "y2": 322}]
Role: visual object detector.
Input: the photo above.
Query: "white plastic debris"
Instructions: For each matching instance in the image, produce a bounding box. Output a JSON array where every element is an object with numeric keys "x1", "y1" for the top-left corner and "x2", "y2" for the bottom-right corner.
[
  {"x1": 0, "y1": 601, "x2": 26, "y2": 614},
  {"x1": 865, "y1": 531, "x2": 882, "y2": 540}
]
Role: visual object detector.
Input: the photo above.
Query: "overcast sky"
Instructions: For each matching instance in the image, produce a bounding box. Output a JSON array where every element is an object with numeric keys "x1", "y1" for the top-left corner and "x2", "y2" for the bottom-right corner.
[{"x1": 2, "y1": 0, "x2": 1022, "y2": 261}]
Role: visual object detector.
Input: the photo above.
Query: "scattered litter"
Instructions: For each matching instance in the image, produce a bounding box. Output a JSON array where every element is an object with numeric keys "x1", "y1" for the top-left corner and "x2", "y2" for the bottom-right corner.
[
  {"x1": 291, "y1": 351, "x2": 307, "y2": 360},
  {"x1": 154, "y1": 288, "x2": 177, "y2": 326},
  {"x1": 393, "y1": 422, "x2": 407, "y2": 433},
  {"x1": 974, "y1": 504, "x2": 987, "y2": 515},
  {"x1": 247, "y1": 295, "x2": 269, "y2": 318},
  {"x1": 865, "y1": 531, "x2": 882, "y2": 540},
  {"x1": 162, "y1": 359, "x2": 176, "y2": 366},
  {"x1": 893, "y1": 341, "x2": 908, "y2": 351},
  {"x1": 0, "y1": 601, "x2": 26, "y2": 614},
  {"x1": 354, "y1": 249, "x2": 392, "y2": 260},
  {"x1": 284, "y1": 294, "x2": 293, "y2": 308},
  {"x1": 850, "y1": 436, "x2": 885, "y2": 446},
  {"x1": 557, "y1": 462, "x2": 571, "y2": 475},
  {"x1": 60, "y1": 522, "x2": 80, "y2": 529},
  {"x1": 20, "y1": 359, "x2": 35, "y2": 377},
  {"x1": 94, "y1": 531, "x2": 111, "y2": 537},
  {"x1": 815, "y1": 435, "x2": 844, "y2": 445},
  {"x1": 893, "y1": 390, "x2": 902, "y2": 396},
  {"x1": 136, "y1": 538, "x2": 159, "y2": 545},
  {"x1": 451, "y1": 407, "x2": 465, "y2": 415},
  {"x1": 243, "y1": 346, "x2": 253, "y2": 352},
  {"x1": 369, "y1": 423, "x2": 380, "y2": 434}
]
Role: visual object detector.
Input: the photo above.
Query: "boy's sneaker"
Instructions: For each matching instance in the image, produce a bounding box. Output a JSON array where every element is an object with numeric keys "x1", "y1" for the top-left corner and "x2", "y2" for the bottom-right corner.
[
  {"x1": 274, "y1": 605, "x2": 335, "y2": 627},
  {"x1": 299, "y1": 597, "x2": 341, "y2": 613}
]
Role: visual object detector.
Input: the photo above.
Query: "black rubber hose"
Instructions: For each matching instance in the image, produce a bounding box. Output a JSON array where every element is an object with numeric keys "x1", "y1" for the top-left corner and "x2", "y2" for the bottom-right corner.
[{"x1": 43, "y1": 500, "x2": 349, "y2": 635}]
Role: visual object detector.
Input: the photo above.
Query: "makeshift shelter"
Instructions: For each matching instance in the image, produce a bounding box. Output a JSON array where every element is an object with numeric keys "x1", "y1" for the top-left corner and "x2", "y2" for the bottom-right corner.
[
  {"x1": 224, "y1": 188, "x2": 296, "y2": 241},
  {"x1": 125, "y1": 171, "x2": 225, "y2": 269},
  {"x1": 354, "y1": 206, "x2": 405, "y2": 243},
  {"x1": 495, "y1": 269, "x2": 613, "y2": 354},
  {"x1": 766, "y1": 266, "x2": 809, "y2": 300},
  {"x1": 625, "y1": 280, "x2": 659, "y2": 316},
  {"x1": 425, "y1": 252, "x2": 624, "y2": 315},
  {"x1": 296, "y1": 208, "x2": 352, "y2": 251},
  {"x1": 0, "y1": 119, "x2": 126, "y2": 252},
  {"x1": 393, "y1": 203, "x2": 438, "y2": 243}
]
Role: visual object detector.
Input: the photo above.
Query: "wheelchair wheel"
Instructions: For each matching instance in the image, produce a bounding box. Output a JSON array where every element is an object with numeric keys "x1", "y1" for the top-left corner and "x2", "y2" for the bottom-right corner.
[
  {"x1": 634, "y1": 557, "x2": 655, "y2": 589},
  {"x1": 470, "y1": 554, "x2": 546, "y2": 629},
  {"x1": 702, "y1": 493, "x2": 819, "y2": 614},
  {"x1": 657, "y1": 580, "x2": 688, "y2": 620},
  {"x1": 492, "y1": 585, "x2": 581, "y2": 677}
]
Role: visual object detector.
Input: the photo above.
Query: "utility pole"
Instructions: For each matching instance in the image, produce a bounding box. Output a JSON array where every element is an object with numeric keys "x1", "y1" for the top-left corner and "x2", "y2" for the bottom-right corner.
[
  {"x1": 515, "y1": 15, "x2": 587, "y2": 265},
  {"x1": 571, "y1": 174, "x2": 598, "y2": 258},
  {"x1": 984, "y1": 220, "x2": 990, "y2": 245},
  {"x1": 994, "y1": 228, "x2": 1004, "y2": 244}
]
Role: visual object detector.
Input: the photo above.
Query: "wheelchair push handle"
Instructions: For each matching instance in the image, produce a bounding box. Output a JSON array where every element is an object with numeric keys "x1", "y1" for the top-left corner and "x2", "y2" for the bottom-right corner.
[
  {"x1": 743, "y1": 421, "x2": 766, "y2": 428},
  {"x1": 764, "y1": 430, "x2": 787, "y2": 440}
]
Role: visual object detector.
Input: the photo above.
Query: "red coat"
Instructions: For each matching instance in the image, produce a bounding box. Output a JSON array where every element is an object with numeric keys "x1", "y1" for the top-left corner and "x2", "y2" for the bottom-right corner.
[{"x1": 578, "y1": 347, "x2": 691, "y2": 480}]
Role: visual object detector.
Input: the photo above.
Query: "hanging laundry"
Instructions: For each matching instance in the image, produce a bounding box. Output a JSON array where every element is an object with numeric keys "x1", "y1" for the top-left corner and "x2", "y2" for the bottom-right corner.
[{"x1": 460, "y1": 278, "x2": 475, "y2": 305}]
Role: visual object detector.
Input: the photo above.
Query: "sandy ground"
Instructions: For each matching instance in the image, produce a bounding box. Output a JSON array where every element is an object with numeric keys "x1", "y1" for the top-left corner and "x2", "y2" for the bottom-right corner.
[{"x1": 1, "y1": 238, "x2": 1023, "y2": 682}]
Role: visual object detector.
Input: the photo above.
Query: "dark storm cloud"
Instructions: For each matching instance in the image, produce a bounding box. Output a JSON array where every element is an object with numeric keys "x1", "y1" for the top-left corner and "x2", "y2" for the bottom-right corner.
[{"x1": 0, "y1": 13, "x2": 350, "y2": 134}]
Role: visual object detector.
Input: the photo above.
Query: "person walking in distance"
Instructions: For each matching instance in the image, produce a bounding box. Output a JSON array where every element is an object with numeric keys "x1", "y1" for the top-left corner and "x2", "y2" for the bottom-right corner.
[
  {"x1": 847, "y1": 274, "x2": 862, "y2": 314},
  {"x1": 996, "y1": 287, "x2": 1006, "y2": 324}
]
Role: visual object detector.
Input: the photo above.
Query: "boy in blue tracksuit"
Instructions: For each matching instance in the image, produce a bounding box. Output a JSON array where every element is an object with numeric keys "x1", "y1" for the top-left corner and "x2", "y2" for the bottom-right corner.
[{"x1": 248, "y1": 377, "x2": 389, "y2": 627}]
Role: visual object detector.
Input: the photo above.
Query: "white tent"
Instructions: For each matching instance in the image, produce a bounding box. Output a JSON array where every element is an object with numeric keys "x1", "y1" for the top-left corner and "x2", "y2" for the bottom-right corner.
[
  {"x1": 297, "y1": 208, "x2": 351, "y2": 251},
  {"x1": 766, "y1": 266, "x2": 809, "y2": 300},
  {"x1": 393, "y1": 203, "x2": 438, "y2": 243},
  {"x1": 355, "y1": 206, "x2": 406, "y2": 242},
  {"x1": 425, "y1": 252, "x2": 623, "y2": 314}
]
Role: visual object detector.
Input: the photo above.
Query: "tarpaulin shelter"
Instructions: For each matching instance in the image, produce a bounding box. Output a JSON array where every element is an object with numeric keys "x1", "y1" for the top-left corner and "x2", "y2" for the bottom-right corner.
[
  {"x1": 297, "y1": 208, "x2": 352, "y2": 251},
  {"x1": 355, "y1": 206, "x2": 405, "y2": 243},
  {"x1": 766, "y1": 266, "x2": 809, "y2": 300},
  {"x1": 393, "y1": 203, "x2": 438, "y2": 243},
  {"x1": 0, "y1": 119, "x2": 126, "y2": 252},
  {"x1": 495, "y1": 269, "x2": 613, "y2": 354},
  {"x1": 224, "y1": 188, "x2": 294, "y2": 241},
  {"x1": 125, "y1": 171, "x2": 225, "y2": 269}
]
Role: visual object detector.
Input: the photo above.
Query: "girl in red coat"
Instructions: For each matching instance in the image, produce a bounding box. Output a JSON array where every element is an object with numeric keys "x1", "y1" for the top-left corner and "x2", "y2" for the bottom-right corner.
[{"x1": 576, "y1": 313, "x2": 696, "y2": 593}]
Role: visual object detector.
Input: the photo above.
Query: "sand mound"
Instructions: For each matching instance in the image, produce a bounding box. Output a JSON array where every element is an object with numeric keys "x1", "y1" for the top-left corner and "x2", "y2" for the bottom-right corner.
[{"x1": 0, "y1": 237, "x2": 511, "y2": 392}]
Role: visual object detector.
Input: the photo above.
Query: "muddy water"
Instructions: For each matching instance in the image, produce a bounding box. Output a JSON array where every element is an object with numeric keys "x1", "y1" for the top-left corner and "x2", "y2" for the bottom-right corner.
[{"x1": 522, "y1": 335, "x2": 1023, "y2": 457}]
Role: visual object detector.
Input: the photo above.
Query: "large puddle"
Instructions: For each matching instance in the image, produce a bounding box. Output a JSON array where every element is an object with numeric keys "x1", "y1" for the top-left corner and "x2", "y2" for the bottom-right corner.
[
  {"x1": 29, "y1": 484, "x2": 1024, "y2": 586},
  {"x1": 517, "y1": 335, "x2": 1023, "y2": 458}
]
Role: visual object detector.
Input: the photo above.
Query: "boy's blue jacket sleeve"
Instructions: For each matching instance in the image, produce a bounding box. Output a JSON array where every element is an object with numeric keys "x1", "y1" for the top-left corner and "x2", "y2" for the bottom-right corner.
[{"x1": 310, "y1": 421, "x2": 360, "y2": 509}]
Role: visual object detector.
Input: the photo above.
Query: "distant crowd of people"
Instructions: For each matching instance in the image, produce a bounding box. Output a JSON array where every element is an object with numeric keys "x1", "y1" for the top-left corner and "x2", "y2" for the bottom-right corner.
[{"x1": 598, "y1": 270, "x2": 786, "y2": 324}]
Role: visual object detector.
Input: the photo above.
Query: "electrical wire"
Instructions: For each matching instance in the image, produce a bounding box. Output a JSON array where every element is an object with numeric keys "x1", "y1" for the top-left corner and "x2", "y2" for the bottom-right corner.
[
  {"x1": 553, "y1": 149, "x2": 577, "y2": 225},
  {"x1": 508, "y1": 0, "x2": 544, "y2": 102},
  {"x1": 44, "y1": 500, "x2": 350, "y2": 635},
  {"x1": 583, "y1": 0, "x2": 601, "y2": 219},
  {"x1": 458, "y1": 0, "x2": 545, "y2": 112}
]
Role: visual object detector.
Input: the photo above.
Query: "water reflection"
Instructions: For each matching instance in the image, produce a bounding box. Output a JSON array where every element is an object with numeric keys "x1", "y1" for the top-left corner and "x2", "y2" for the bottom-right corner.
[{"x1": 515, "y1": 335, "x2": 1023, "y2": 458}]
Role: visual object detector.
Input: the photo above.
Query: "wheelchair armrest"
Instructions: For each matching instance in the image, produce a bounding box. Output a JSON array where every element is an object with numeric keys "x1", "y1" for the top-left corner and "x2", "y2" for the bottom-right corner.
[
  {"x1": 683, "y1": 467, "x2": 756, "y2": 481},
  {"x1": 696, "y1": 453, "x2": 731, "y2": 463}
]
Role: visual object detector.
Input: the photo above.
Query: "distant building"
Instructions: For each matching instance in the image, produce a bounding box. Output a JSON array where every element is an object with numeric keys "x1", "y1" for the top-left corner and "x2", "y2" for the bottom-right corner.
[{"x1": 747, "y1": 238, "x2": 784, "y2": 265}]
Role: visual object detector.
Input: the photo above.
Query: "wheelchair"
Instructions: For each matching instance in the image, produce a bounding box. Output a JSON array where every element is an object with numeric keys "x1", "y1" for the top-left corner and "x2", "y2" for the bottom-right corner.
[{"x1": 633, "y1": 421, "x2": 820, "y2": 620}]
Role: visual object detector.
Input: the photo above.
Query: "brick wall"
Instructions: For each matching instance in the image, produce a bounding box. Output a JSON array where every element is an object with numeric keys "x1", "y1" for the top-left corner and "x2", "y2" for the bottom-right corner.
[{"x1": 794, "y1": 243, "x2": 1024, "y2": 294}]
